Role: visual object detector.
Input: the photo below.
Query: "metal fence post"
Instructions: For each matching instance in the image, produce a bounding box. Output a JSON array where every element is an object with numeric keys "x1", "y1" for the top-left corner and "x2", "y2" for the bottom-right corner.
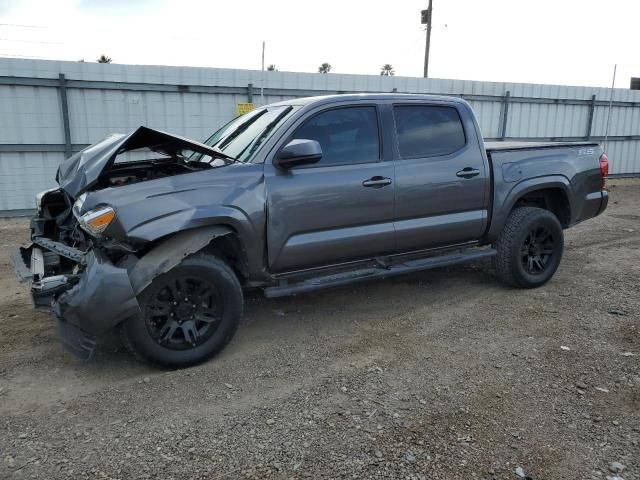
[
  {"x1": 247, "y1": 83, "x2": 253, "y2": 103},
  {"x1": 586, "y1": 94, "x2": 596, "y2": 139},
  {"x1": 499, "y1": 90, "x2": 511, "y2": 140},
  {"x1": 58, "y1": 73, "x2": 72, "y2": 159}
]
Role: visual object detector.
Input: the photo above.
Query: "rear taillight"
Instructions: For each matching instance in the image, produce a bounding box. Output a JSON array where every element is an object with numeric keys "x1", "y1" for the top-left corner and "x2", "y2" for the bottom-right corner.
[{"x1": 599, "y1": 153, "x2": 609, "y2": 190}]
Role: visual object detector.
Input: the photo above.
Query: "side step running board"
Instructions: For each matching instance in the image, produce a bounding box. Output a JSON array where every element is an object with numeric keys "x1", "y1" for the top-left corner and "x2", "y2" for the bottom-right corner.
[{"x1": 264, "y1": 248, "x2": 496, "y2": 298}]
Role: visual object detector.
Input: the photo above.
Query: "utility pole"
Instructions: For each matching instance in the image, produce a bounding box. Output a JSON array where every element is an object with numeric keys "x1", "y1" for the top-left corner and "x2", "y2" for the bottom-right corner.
[
  {"x1": 422, "y1": 0, "x2": 432, "y2": 78},
  {"x1": 604, "y1": 64, "x2": 617, "y2": 152},
  {"x1": 261, "y1": 41, "x2": 265, "y2": 104}
]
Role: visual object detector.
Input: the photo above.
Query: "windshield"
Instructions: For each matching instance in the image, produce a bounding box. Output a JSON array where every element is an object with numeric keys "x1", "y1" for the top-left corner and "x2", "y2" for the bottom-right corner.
[{"x1": 192, "y1": 105, "x2": 297, "y2": 163}]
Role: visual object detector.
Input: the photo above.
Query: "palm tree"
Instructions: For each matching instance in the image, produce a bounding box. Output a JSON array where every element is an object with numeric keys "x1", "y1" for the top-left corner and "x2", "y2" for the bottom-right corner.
[
  {"x1": 97, "y1": 55, "x2": 112, "y2": 64},
  {"x1": 267, "y1": 64, "x2": 277, "y2": 71},
  {"x1": 380, "y1": 64, "x2": 395, "y2": 76},
  {"x1": 318, "y1": 63, "x2": 332, "y2": 74}
]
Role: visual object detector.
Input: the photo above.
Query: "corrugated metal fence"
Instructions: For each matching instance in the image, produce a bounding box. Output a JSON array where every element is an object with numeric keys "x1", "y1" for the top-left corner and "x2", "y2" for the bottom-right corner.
[{"x1": 1, "y1": 58, "x2": 639, "y2": 214}]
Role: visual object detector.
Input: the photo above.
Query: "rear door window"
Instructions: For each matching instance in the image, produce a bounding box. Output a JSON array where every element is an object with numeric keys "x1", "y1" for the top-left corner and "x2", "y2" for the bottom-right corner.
[{"x1": 393, "y1": 105, "x2": 466, "y2": 158}]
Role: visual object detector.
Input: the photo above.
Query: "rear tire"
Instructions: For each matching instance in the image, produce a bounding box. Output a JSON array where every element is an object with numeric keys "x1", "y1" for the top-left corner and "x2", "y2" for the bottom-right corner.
[
  {"x1": 494, "y1": 206, "x2": 564, "y2": 288},
  {"x1": 121, "y1": 254, "x2": 243, "y2": 368}
]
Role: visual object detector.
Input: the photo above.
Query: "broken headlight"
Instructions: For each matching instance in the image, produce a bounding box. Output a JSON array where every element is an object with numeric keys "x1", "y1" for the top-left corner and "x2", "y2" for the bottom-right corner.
[
  {"x1": 35, "y1": 187, "x2": 61, "y2": 211},
  {"x1": 75, "y1": 205, "x2": 116, "y2": 236}
]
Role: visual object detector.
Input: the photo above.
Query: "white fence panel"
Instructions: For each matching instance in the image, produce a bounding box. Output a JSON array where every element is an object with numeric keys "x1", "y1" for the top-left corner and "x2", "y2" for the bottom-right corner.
[{"x1": 0, "y1": 58, "x2": 639, "y2": 213}]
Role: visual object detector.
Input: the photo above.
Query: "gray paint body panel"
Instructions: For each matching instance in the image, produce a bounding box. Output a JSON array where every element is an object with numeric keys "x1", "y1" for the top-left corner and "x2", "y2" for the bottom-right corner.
[
  {"x1": 485, "y1": 143, "x2": 606, "y2": 241},
  {"x1": 391, "y1": 100, "x2": 490, "y2": 251},
  {"x1": 80, "y1": 163, "x2": 268, "y2": 279},
  {"x1": 265, "y1": 160, "x2": 396, "y2": 271}
]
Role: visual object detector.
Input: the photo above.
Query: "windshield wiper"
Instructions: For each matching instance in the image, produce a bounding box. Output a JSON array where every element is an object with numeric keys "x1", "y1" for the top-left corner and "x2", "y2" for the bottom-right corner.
[
  {"x1": 210, "y1": 146, "x2": 241, "y2": 164},
  {"x1": 186, "y1": 144, "x2": 239, "y2": 165},
  {"x1": 216, "y1": 109, "x2": 268, "y2": 151}
]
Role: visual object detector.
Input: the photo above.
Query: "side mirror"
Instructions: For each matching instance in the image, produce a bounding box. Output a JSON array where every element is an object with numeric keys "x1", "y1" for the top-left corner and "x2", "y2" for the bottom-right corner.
[{"x1": 274, "y1": 139, "x2": 322, "y2": 169}]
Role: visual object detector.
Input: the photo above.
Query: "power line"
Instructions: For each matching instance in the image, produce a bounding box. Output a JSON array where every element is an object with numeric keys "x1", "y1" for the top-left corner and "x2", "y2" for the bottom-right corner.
[
  {"x1": 0, "y1": 37, "x2": 63, "y2": 45},
  {"x1": 0, "y1": 52, "x2": 62, "y2": 59},
  {"x1": 0, "y1": 23, "x2": 49, "y2": 29}
]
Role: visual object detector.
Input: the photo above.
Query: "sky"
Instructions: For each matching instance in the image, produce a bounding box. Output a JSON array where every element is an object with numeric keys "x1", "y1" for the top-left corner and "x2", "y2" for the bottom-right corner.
[{"x1": 0, "y1": 0, "x2": 637, "y2": 89}]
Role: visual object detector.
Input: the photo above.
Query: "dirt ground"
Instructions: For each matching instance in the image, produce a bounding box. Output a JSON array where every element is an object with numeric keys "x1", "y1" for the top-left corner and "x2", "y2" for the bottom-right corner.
[{"x1": 0, "y1": 180, "x2": 638, "y2": 480}]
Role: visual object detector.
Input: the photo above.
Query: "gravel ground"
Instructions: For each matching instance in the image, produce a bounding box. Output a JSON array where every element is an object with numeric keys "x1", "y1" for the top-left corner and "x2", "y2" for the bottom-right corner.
[{"x1": 0, "y1": 179, "x2": 638, "y2": 480}]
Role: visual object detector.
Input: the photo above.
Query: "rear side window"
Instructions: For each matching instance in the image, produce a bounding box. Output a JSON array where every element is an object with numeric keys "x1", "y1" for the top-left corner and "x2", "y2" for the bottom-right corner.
[
  {"x1": 291, "y1": 106, "x2": 380, "y2": 166},
  {"x1": 393, "y1": 105, "x2": 466, "y2": 158}
]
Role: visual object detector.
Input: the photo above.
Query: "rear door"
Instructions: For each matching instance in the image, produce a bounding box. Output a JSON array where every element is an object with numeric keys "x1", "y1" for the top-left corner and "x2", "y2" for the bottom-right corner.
[
  {"x1": 391, "y1": 102, "x2": 489, "y2": 252},
  {"x1": 265, "y1": 103, "x2": 395, "y2": 272}
]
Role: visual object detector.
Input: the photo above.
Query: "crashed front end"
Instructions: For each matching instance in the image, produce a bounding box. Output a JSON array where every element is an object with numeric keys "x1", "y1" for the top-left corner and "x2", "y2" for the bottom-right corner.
[
  {"x1": 10, "y1": 126, "x2": 232, "y2": 360},
  {"x1": 12, "y1": 187, "x2": 140, "y2": 359}
]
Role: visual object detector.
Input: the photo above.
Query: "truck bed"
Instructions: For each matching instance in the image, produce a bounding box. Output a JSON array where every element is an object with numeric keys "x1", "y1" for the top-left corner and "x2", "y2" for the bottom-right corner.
[{"x1": 485, "y1": 141, "x2": 598, "y2": 152}]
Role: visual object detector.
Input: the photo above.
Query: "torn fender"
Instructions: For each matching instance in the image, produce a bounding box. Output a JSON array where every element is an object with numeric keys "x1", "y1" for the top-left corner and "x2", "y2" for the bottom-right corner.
[{"x1": 128, "y1": 225, "x2": 234, "y2": 296}]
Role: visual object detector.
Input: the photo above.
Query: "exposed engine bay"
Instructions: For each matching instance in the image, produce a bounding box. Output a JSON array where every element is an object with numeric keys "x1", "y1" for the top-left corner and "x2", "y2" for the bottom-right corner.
[
  {"x1": 55, "y1": 125, "x2": 233, "y2": 198},
  {"x1": 96, "y1": 157, "x2": 214, "y2": 189}
]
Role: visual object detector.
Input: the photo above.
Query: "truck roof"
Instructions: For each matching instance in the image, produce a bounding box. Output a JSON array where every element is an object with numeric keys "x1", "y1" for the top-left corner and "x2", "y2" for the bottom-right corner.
[{"x1": 269, "y1": 93, "x2": 467, "y2": 107}]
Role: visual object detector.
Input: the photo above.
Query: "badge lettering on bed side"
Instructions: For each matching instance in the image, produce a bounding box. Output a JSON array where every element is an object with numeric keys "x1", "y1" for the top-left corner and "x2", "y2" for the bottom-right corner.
[{"x1": 578, "y1": 148, "x2": 595, "y2": 156}]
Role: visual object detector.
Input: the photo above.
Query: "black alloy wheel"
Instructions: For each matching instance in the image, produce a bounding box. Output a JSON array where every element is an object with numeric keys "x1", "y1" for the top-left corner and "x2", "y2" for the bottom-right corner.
[
  {"x1": 494, "y1": 206, "x2": 564, "y2": 288},
  {"x1": 144, "y1": 275, "x2": 222, "y2": 350},
  {"x1": 520, "y1": 226, "x2": 556, "y2": 275}
]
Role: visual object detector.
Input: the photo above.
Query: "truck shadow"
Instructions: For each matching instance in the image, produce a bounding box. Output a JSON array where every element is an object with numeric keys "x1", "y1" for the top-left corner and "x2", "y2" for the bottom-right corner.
[
  {"x1": 0, "y1": 260, "x2": 499, "y2": 414},
  {"x1": 69, "y1": 260, "x2": 499, "y2": 373}
]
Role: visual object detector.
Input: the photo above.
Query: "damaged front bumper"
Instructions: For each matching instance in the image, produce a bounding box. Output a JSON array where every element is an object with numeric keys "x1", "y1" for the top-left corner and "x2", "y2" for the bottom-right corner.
[{"x1": 11, "y1": 241, "x2": 140, "y2": 360}]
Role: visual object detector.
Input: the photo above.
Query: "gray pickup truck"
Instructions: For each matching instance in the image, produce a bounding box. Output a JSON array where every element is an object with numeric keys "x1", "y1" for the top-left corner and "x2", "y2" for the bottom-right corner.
[{"x1": 12, "y1": 94, "x2": 609, "y2": 367}]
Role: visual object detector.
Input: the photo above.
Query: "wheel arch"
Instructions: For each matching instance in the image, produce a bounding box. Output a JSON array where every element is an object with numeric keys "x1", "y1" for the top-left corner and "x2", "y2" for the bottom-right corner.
[
  {"x1": 486, "y1": 176, "x2": 573, "y2": 242},
  {"x1": 128, "y1": 225, "x2": 248, "y2": 296},
  {"x1": 512, "y1": 186, "x2": 571, "y2": 227}
]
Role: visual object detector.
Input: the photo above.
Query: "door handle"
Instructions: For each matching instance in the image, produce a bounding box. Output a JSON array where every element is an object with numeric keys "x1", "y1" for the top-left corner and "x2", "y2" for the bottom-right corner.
[
  {"x1": 362, "y1": 176, "x2": 392, "y2": 188},
  {"x1": 456, "y1": 167, "x2": 481, "y2": 179}
]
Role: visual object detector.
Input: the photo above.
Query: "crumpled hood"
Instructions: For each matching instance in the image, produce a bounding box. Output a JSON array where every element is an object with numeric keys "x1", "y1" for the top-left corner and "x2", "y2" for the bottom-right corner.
[{"x1": 56, "y1": 126, "x2": 228, "y2": 198}]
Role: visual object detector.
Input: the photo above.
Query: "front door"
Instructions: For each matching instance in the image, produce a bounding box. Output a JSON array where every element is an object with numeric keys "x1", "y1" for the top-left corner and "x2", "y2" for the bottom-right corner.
[
  {"x1": 265, "y1": 105, "x2": 395, "y2": 272},
  {"x1": 391, "y1": 102, "x2": 489, "y2": 252}
]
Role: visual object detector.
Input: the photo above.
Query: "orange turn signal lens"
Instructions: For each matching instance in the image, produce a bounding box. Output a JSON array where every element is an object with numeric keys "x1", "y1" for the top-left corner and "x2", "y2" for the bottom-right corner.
[
  {"x1": 88, "y1": 209, "x2": 115, "y2": 229},
  {"x1": 78, "y1": 206, "x2": 116, "y2": 235}
]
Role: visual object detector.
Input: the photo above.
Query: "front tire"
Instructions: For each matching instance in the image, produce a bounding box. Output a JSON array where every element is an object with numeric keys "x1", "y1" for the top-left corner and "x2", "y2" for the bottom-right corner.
[
  {"x1": 494, "y1": 207, "x2": 564, "y2": 288},
  {"x1": 121, "y1": 254, "x2": 243, "y2": 368}
]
